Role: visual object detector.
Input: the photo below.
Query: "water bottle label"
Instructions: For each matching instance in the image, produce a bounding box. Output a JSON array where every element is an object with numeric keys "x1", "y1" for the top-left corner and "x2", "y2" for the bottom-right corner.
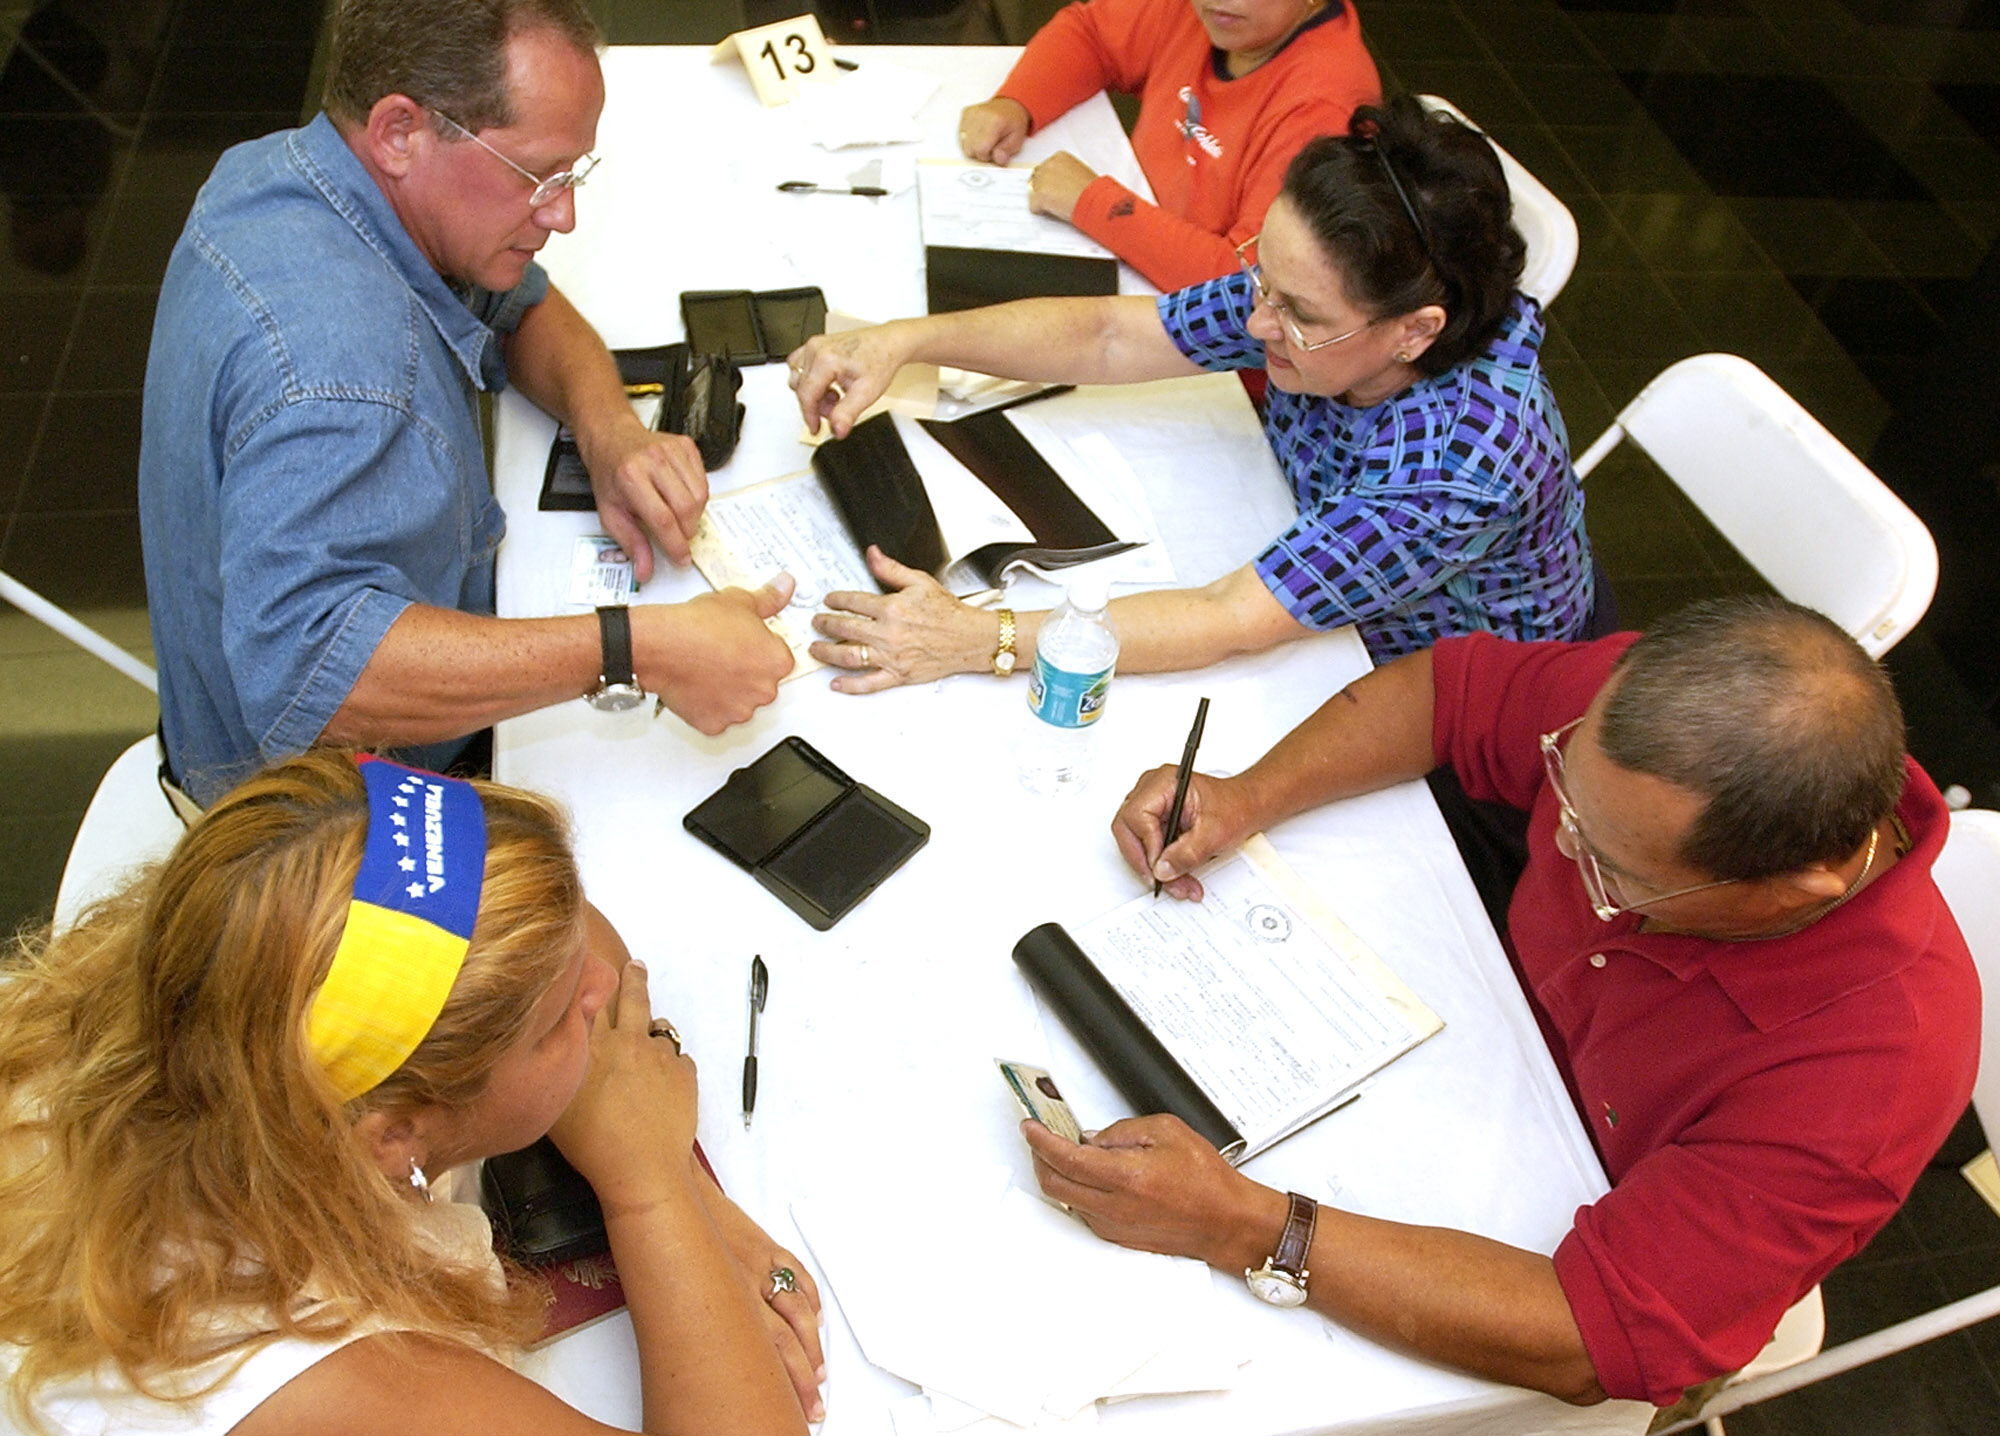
[{"x1": 1029, "y1": 655, "x2": 1112, "y2": 729}]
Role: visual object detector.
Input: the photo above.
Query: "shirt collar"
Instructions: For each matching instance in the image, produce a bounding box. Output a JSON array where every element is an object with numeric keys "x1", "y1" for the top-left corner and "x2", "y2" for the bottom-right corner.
[
  {"x1": 286, "y1": 113, "x2": 510, "y2": 392},
  {"x1": 1608, "y1": 758, "x2": 1950, "y2": 1033}
]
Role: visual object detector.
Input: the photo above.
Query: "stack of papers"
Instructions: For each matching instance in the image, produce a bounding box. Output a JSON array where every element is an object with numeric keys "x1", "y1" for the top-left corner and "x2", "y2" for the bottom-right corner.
[{"x1": 794, "y1": 1166, "x2": 1250, "y2": 1432}]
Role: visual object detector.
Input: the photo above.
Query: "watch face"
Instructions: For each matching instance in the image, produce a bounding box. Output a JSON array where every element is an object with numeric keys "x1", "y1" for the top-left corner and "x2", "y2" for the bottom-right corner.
[
  {"x1": 1245, "y1": 1264, "x2": 1309, "y2": 1308},
  {"x1": 993, "y1": 650, "x2": 1017, "y2": 677},
  {"x1": 589, "y1": 683, "x2": 647, "y2": 713}
]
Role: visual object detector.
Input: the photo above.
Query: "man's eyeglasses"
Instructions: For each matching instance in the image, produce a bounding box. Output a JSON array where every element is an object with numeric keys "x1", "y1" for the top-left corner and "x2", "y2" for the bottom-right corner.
[
  {"x1": 1538, "y1": 717, "x2": 1741, "y2": 921},
  {"x1": 433, "y1": 109, "x2": 599, "y2": 209},
  {"x1": 1233, "y1": 235, "x2": 1377, "y2": 352}
]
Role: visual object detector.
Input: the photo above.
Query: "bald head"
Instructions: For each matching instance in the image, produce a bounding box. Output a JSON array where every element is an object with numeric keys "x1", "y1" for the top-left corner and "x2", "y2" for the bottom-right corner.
[{"x1": 1598, "y1": 596, "x2": 1907, "y2": 882}]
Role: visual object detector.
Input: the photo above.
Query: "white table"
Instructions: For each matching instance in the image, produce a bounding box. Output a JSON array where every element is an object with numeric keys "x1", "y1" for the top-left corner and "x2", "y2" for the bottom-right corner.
[{"x1": 492, "y1": 46, "x2": 1649, "y2": 1436}]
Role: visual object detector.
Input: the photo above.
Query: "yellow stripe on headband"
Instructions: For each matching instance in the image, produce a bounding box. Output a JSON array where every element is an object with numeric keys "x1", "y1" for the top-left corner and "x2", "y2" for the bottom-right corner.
[
  {"x1": 309, "y1": 899, "x2": 473, "y2": 1102},
  {"x1": 307, "y1": 758, "x2": 486, "y2": 1102}
]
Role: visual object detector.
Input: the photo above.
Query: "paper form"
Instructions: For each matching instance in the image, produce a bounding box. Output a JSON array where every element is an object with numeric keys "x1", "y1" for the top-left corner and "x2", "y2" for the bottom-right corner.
[
  {"x1": 689, "y1": 470, "x2": 877, "y2": 675},
  {"x1": 917, "y1": 161, "x2": 1118, "y2": 260},
  {"x1": 1077, "y1": 837, "x2": 1442, "y2": 1157}
]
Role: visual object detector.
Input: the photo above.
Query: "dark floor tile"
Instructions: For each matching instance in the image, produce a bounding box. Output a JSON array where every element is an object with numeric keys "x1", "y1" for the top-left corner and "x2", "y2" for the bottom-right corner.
[
  {"x1": 1662, "y1": 270, "x2": 1841, "y2": 364},
  {"x1": 0, "y1": 510, "x2": 146, "y2": 609},
  {"x1": 1556, "y1": 0, "x2": 1750, "y2": 12},
  {"x1": 1899, "y1": 1164, "x2": 2000, "y2": 1258},
  {"x1": 1845, "y1": 1204, "x2": 1930, "y2": 1268},
  {"x1": 1836, "y1": 200, "x2": 1992, "y2": 278},
  {"x1": 1391, "y1": 63, "x2": 1541, "y2": 130},
  {"x1": 1511, "y1": 63, "x2": 1655, "y2": 128},
  {"x1": 1782, "y1": 276, "x2": 1948, "y2": 411},
  {"x1": 1551, "y1": 122, "x2": 1707, "y2": 195},
  {"x1": 1543, "y1": 357, "x2": 1616, "y2": 443},
  {"x1": 1758, "y1": 355, "x2": 1894, "y2": 453},
  {"x1": 1540, "y1": 268, "x2": 1706, "y2": 360},
  {"x1": 1608, "y1": 190, "x2": 1771, "y2": 270},
  {"x1": 1936, "y1": 81, "x2": 2000, "y2": 145},
  {"x1": 15, "y1": 393, "x2": 142, "y2": 513},
  {"x1": 1566, "y1": 12, "x2": 1708, "y2": 73},
  {"x1": 1676, "y1": 15, "x2": 1800, "y2": 74},
  {"x1": 172, "y1": 0, "x2": 329, "y2": 47},
  {"x1": 1894, "y1": 134, "x2": 2000, "y2": 203},
  {"x1": 87, "y1": 150, "x2": 210, "y2": 288},
  {"x1": 0, "y1": 288, "x2": 79, "y2": 392},
  {"x1": 0, "y1": 390, "x2": 47, "y2": 506},
  {"x1": 59, "y1": 287, "x2": 158, "y2": 393},
  {"x1": 1581, "y1": 451, "x2": 1726, "y2": 580},
  {"x1": 1621, "y1": 72, "x2": 1930, "y2": 201},
  {"x1": 147, "y1": 44, "x2": 320, "y2": 116},
  {"x1": 1357, "y1": 3, "x2": 1489, "y2": 66},
  {"x1": 1930, "y1": 1244, "x2": 2000, "y2": 1383},
  {"x1": 1727, "y1": 197, "x2": 1898, "y2": 275},
  {"x1": 1836, "y1": 0, "x2": 2000, "y2": 26},
  {"x1": 138, "y1": 110, "x2": 300, "y2": 154},
  {"x1": 1607, "y1": 570, "x2": 1771, "y2": 630},
  {"x1": 1455, "y1": 6, "x2": 1598, "y2": 67},
  {"x1": 0, "y1": 730, "x2": 143, "y2": 824}
]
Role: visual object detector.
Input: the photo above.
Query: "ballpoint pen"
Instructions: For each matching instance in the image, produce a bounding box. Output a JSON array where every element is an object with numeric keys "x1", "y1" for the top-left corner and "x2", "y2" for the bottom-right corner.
[
  {"x1": 776, "y1": 180, "x2": 889, "y2": 197},
  {"x1": 1156, "y1": 697, "x2": 1211, "y2": 898},
  {"x1": 743, "y1": 955, "x2": 767, "y2": 1130}
]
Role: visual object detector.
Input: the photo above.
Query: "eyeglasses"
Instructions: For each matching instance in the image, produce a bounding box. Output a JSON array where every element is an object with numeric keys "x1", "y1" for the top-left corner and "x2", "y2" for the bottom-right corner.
[
  {"x1": 432, "y1": 109, "x2": 599, "y2": 209},
  {"x1": 1538, "y1": 717, "x2": 1742, "y2": 921},
  {"x1": 1234, "y1": 235, "x2": 1376, "y2": 352}
]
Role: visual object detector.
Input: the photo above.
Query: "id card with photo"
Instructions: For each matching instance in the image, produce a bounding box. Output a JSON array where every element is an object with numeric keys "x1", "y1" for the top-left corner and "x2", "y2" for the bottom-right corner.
[
  {"x1": 997, "y1": 1059, "x2": 1083, "y2": 1143},
  {"x1": 569, "y1": 534, "x2": 636, "y2": 607}
]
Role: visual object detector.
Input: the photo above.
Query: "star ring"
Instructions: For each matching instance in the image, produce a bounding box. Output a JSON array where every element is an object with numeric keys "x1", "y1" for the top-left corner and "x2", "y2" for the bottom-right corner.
[
  {"x1": 647, "y1": 1019, "x2": 681, "y2": 1050},
  {"x1": 768, "y1": 1266, "x2": 799, "y2": 1299}
]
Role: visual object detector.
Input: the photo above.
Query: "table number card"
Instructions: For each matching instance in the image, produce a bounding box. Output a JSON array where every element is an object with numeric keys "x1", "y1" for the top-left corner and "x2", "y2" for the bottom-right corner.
[{"x1": 712, "y1": 14, "x2": 834, "y2": 107}]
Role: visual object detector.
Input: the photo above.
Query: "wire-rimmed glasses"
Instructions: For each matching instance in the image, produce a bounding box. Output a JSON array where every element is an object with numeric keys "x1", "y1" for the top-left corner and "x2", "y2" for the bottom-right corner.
[
  {"x1": 1233, "y1": 235, "x2": 1377, "y2": 352},
  {"x1": 433, "y1": 109, "x2": 599, "y2": 208}
]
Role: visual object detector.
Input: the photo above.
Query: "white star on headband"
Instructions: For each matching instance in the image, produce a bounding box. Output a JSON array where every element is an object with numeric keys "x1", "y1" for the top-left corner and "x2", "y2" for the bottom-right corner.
[
  {"x1": 393, "y1": 795, "x2": 409, "y2": 807},
  {"x1": 393, "y1": 833, "x2": 410, "y2": 847},
  {"x1": 398, "y1": 856, "x2": 416, "y2": 872},
  {"x1": 390, "y1": 813, "x2": 406, "y2": 827},
  {"x1": 406, "y1": 882, "x2": 425, "y2": 899}
]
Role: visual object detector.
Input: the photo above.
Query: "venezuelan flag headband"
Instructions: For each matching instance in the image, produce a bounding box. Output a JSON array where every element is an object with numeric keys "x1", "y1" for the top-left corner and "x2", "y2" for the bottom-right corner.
[{"x1": 306, "y1": 756, "x2": 487, "y2": 1102}]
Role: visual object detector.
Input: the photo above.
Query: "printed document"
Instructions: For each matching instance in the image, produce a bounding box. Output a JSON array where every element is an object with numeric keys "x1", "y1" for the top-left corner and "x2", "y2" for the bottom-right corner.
[{"x1": 917, "y1": 161, "x2": 1117, "y2": 260}]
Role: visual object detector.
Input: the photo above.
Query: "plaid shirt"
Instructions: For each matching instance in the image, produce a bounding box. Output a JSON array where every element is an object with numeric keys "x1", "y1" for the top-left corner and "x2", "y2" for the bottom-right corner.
[{"x1": 1158, "y1": 273, "x2": 1593, "y2": 663}]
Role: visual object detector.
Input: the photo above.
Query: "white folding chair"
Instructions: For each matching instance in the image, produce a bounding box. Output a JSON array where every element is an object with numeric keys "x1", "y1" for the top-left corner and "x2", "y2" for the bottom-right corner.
[
  {"x1": 1417, "y1": 94, "x2": 1580, "y2": 307},
  {"x1": 1659, "y1": 808, "x2": 2000, "y2": 1434},
  {"x1": 1575, "y1": 354, "x2": 1938, "y2": 658},
  {"x1": 2, "y1": 569, "x2": 184, "y2": 931}
]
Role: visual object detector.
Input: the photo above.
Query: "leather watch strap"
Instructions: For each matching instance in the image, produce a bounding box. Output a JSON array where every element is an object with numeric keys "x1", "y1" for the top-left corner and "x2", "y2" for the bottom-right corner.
[
  {"x1": 1273, "y1": 1191, "x2": 1317, "y2": 1278},
  {"x1": 596, "y1": 605, "x2": 636, "y2": 688}
]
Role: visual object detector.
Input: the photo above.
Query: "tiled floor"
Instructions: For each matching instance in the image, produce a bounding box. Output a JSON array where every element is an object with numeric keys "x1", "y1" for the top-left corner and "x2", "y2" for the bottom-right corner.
[{"x1": 1, "y1": 0, "x2": 1997, "y2": 1429}]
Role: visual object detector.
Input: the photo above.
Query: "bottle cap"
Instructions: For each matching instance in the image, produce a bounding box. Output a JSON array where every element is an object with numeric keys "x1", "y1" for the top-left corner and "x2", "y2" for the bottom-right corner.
[{"x1": 1065, "y1": 572, "x2": 1110, "y2": 613}]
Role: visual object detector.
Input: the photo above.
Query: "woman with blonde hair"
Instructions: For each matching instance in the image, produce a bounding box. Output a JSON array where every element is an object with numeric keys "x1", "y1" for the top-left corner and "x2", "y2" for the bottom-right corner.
[{"x1": 0, "y1": 751, "x2": 819, "y2": 1436}]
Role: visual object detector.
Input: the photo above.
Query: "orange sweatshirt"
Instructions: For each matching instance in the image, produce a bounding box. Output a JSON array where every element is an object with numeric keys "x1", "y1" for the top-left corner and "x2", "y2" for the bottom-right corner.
[{"x1": 996, "y1": 0, "x2": 1379, "y2": 292}]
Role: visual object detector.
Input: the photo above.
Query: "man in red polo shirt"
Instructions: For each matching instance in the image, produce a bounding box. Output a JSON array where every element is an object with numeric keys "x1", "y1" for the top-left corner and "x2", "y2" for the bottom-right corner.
[{"x1": 1028, "y1": 596, "x2": 1980, "y2": 1410}]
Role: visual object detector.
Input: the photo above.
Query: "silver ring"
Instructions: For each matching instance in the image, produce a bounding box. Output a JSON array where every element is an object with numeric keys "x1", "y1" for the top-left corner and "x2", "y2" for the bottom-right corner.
[
  {"x1": 648, "y1": 1018, "x2": 681, "y2": 1050},
  {"x1": 769, "y1": 1266, "x2": 799, "y2": 1299},
  {"x1": 857, "y1": 643, "x2": 871, "y2": 667}
]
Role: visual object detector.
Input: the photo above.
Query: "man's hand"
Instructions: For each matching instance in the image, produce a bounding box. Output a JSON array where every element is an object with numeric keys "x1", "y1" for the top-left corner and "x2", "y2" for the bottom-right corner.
[
  {"x1": 1111, "y1": 765, "x2": 1260, "y2": 901},
  {"x1": 808, "y1": 545, "x2": 991, "y2": 693},
  {"x1": 634, "y1": 578, "x2": 796, "y2": 734},
  {"x1": 577, "y1": 413, "x2": 709, "y2": 581},
  {"x1": 1028, "y1": 151, "x2": 1098, "y2": 225},
  {"x1": 1026, "y1": 1115, "x2": 1283, "y2": 1272},
  {"x1": 787, "y1": 324, "x2": 919, "y2": 441},
  {"x1": 959, "y1": 97, "x2": 1031, "y2": 164}
]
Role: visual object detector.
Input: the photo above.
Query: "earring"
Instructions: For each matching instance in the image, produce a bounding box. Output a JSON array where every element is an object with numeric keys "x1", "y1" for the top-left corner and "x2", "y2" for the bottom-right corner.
[
  {"x1": 1395, "y1": 351, "x2": 1412, "y2": 364},
  {"x1": 407, "y1": 1157, "x2": 434, "y2": 1204}
]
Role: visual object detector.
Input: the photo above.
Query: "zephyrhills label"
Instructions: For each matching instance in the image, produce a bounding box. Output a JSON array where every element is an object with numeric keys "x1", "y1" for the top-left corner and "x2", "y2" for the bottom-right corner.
[{"x1": 1029, "y1": 656, "x2": 1112, "y2": 730}]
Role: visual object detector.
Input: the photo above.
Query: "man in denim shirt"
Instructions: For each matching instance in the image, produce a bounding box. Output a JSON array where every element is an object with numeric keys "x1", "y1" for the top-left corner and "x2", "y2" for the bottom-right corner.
[{"x1": 140, "y1": 0, "x2": 793, "y2": 805}]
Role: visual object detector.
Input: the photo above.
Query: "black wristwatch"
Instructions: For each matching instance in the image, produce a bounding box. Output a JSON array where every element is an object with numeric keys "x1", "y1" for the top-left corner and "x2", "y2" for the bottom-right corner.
[{"x1": 588, "y1": 605, "x2": 646, "y2": 712}]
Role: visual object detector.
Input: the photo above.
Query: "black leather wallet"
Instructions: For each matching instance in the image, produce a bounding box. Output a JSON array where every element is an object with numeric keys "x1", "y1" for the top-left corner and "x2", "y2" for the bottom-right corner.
[
  {"x1": 479, "y1": 1136, "x2": 607, "y2": 1266},
  {"x1": 539, "y1": 343, "x2": 744, "y2": 511}
]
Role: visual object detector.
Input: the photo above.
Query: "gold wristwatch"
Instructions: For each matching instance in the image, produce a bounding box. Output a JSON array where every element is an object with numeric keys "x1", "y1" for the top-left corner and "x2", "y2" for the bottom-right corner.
[{"x1": 991, "y1": 608, "x2": 1018, "y2": 677}]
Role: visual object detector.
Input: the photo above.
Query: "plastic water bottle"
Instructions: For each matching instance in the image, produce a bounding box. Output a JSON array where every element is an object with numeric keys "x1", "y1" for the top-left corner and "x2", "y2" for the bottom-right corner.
[{"x1": 1019, "y1": 575, "x2": 1119, "y2": 795}]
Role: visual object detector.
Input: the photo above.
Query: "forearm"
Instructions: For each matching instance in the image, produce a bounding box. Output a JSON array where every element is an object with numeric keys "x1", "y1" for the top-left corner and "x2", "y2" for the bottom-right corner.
[
  {"x1": 1070, "y1": 178, "x2": 1244, "y2": 293},
  {"x1": 606, "y1": 1181, "x2": 806, "y2": 1436},
  {"x1": 1012, "y1": 566, "x2": 1304, "y2": 674},
  {"x1": 1231, "y1": 649, "x2": 1441, "y2": 828},
  {"x1": 502, "y1": 285, "x2": 630, "y2": 452},
  {"x1": 1206, "y1": 1190, "x2": 1604, "y2": 1403},
  {"x1": 893, "y1": 296, "x2": 1193, "y2": 385},
  {"x1": 324, "y1": 604, "x2": 599, "y2": 746}
]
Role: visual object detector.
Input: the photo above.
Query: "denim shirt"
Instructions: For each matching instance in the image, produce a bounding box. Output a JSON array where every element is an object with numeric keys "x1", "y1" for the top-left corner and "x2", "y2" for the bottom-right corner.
[{"x1": 139, "y1": 112, "x2": 547, "y2": 804}]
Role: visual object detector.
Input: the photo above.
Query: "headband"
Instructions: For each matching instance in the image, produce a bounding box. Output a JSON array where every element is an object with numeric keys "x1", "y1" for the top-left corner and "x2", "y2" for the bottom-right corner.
[{"x1": 306, "y1": 756, "x2": 487, "y2": 1102}]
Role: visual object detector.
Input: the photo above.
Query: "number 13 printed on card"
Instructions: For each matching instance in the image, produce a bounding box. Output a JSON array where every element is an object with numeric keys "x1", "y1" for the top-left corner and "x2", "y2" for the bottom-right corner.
[{"x1": 714, "y1": 14, "x2": 835, "y2": 107}]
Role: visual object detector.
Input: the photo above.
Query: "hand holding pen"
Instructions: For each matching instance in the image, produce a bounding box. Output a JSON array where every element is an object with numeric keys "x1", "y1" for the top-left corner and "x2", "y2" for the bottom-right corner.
[{"x1": 1155, "y1": 698, "x2": 1210, "y2": 898}]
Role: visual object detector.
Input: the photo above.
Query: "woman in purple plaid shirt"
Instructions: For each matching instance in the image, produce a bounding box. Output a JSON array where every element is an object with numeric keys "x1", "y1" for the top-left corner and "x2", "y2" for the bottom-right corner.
[{"x1": 790, "y1": 96, "x2": 1596, "y2": 692}]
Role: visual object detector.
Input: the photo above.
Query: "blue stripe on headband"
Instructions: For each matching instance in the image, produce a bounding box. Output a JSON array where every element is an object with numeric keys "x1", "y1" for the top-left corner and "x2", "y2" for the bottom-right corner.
[{"x1": 354, "y1": 756, "x2": 485, "y2": 941}]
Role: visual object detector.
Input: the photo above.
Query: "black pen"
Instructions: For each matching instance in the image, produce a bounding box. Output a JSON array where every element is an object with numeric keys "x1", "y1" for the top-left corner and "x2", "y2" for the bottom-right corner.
[
  {"x1": 1156, "y1": 697, "x2": 1210, "y2": 898},
  {"x1": 743, "y1": 955, "x2": 767, "y2": 1129}
]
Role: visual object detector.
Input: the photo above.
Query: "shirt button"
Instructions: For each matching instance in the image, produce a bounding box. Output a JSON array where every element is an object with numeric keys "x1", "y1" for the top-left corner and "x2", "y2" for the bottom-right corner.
[{"x1": 1589, "y1": 953, "x2": 1607, "y2": 969}]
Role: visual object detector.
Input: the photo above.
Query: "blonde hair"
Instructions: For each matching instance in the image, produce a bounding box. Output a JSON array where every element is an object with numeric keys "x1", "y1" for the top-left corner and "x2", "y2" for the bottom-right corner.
[{"x1": 0, "y1": 751, "x2": 582, "y2": 1423}]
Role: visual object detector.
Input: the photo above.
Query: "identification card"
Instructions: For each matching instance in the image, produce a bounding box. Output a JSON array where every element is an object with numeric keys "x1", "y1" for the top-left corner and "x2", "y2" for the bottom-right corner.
[
  {"x1": 569, "y1": 534, "x2": 635, "y2": 608},
  {"x1": 997, "y1": 1059, "x2": 1084, "y2": 1143}
]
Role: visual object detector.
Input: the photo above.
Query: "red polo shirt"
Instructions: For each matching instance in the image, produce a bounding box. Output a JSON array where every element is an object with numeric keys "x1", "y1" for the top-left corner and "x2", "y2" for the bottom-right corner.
[{"x1": 1431, "y1": 632, "x2": 1981, "y2": 1406}]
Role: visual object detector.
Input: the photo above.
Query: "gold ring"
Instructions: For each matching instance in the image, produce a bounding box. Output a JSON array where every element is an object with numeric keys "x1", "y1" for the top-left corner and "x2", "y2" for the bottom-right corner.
[
  {"x1": 858, "y1": 644, "x2": 871, "y2": 667},
  {"x1": 648, "y1": 1018, "x2": 681, "y2": 1050}
]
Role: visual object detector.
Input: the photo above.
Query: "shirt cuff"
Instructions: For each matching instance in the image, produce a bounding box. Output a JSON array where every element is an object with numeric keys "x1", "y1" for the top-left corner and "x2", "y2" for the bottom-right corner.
[
  {"x1": 259, "y1": 587, "x2": 413, "y2": 762},
  {"x1": 1553, "y1": 1225, "x2": 1664, "y2": 1406},
  {"x1": 1069, "y1": 174, "x2": 1136, "y2": 243}
]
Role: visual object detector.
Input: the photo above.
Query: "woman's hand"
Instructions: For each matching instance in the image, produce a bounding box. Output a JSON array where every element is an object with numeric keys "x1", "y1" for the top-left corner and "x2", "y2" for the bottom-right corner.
[
  {"x1": 787, "y1": 324, "x2": 919, "y2": 441},
  {"x1": 546, "y1": 960, "x2": 696, "y2": 1211},
  {"x1": 1028, "y1": 151, "x2": 1098, "y2": 225},
  {"x1": 1110, "y1": 766, "x2": 1259, "y2": 901},
  {"x1": 809, "y1": 546, "x2": 996, "y2": 693},
  {"x1": 698, "y1": 1177, "x2": 827, "y2": 1421},
  {"x1": 958, "y1": 97, "x2": 1031, "y2": 164}
]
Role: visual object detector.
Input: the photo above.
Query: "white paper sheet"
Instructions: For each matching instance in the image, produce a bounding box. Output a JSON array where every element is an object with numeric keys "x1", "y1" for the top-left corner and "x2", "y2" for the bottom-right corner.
[{"x1": 917, "y1": 161, "x2": 1118, "y2": 260}]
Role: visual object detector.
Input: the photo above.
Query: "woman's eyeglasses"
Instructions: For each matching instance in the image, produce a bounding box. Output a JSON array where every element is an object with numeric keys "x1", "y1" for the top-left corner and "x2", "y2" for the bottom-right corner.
[{"x1": 1233, "y1": 235, "x2": 1377, "y2": 352}]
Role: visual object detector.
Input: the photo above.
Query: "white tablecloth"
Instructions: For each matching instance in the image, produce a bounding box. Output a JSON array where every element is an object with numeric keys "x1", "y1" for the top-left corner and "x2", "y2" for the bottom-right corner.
[{"x1": 491, "y1": 45, "x2": 1649, "y2": 1436}]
